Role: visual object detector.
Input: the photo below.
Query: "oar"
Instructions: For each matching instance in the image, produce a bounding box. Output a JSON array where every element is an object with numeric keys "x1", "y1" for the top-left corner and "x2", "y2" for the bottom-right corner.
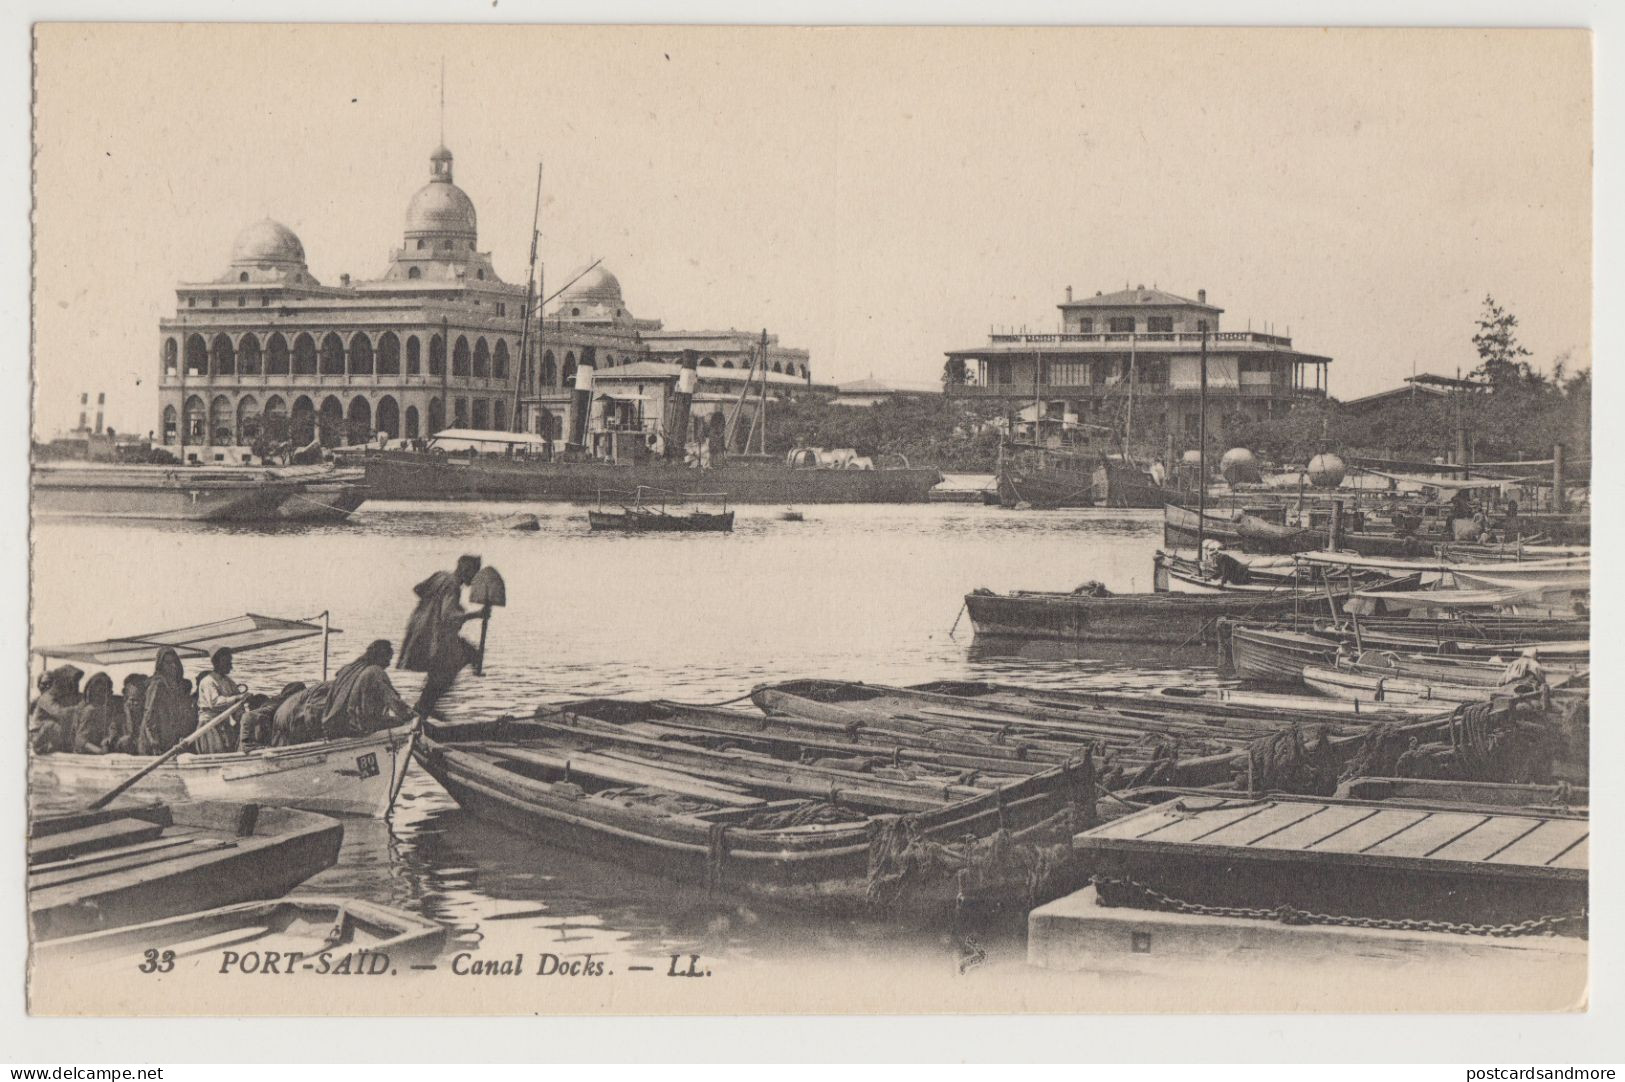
[
  {"x1": 88, "y1": 694, "x2": 252, "y2": 811},
  {"x1": 468, "y1": 565, "x2": 507, "y2": 677}
]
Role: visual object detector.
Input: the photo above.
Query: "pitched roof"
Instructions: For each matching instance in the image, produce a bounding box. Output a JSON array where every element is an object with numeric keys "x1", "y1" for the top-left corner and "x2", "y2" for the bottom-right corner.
[{"x1": 1061, "y1": 287, "x2": 1221, "y2": 311}]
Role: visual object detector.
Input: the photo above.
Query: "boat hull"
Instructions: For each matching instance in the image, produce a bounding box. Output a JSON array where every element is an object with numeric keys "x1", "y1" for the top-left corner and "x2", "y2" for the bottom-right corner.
[
  {"x1": 996, "y1": 465, "x2": 1094, "y2": 508},
  {"x1": 275, "y1": 481, "x2": 368, "y2": 521},
  {"x1": 29, "y1": 802, "x2": 343, "y2": 940},
  {"x1": 361, "y1": 452, "x2": 943, "y2": 504},
  {"x1": 32, "y1": 470, "x2": 294, "y2": 522},
  {"x1": 964, "y1": 589, "x2": 1329, "y2": 644},
  {"x1": 28, "y1": 723, "x2": 417, "y2": 818},
  {"x1": 587, "y1": 509, "x2": 734, "y2": 532}
]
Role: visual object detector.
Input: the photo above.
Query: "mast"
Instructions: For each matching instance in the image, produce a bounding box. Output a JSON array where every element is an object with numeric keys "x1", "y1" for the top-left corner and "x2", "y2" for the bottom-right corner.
[
  {"x1": 511, "y1": 161, "x2": 543, "y2": 433},
  {"x1": 758, "y1": 328, "x2": 769, "y2": 455},
  {"x1": 1126, "y1": 331, "x2": 1136, "y2": 454},
  {"x1": 1196, "y1": 326, "x2": 1209, "y2": 554}
]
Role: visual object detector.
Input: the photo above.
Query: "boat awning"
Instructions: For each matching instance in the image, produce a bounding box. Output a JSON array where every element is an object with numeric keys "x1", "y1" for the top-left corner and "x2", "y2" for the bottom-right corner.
[
  {"x1": 428, "y1": 429, "x2": 552, "y2": 452},
  {"x1": 34, "y1": 613, "x2": 337, "y2": 667},
  {"x1": 1355, "y1": 468, "x2": 1508, "y2": 493},
  {"x1": 1345, "y1": 587, "x2": 1544, "y2": 614}
]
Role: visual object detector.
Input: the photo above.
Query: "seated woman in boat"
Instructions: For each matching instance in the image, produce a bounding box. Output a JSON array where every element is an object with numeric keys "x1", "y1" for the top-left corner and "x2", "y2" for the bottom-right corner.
[
  {"x1": 321, "y1": 640, "x2": 413, "y2": 739},
  {"x1": 137, "y1": 647, "x2": 197, "y2": 755},
  {"x1": 29, "y1": 665, "x2": 83, "y2": 754},
  {"x1": 111, "y1": 673, "x2": 148, "y2": 753},
  {"x1": 193, "y1": 647, "x2": 248, "y2": 754},
  {"x1": 67, "y1": 672, "x2": 119, "y2": 754}
]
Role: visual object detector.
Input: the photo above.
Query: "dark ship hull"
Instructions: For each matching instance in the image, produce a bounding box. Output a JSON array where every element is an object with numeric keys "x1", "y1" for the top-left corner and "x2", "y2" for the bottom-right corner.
[{"x1": 360, "y1": 452, "x2": 942, "y2": 504}]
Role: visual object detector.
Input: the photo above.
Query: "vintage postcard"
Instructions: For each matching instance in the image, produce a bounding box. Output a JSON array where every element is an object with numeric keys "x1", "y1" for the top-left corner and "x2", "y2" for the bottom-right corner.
[{"x1": 24, "y1": 23, "x2": 1591, "y2": 1017}]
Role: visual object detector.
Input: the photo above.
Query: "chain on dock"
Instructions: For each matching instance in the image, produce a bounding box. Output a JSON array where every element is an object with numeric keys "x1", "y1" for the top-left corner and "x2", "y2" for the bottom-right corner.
[{"x1": 1090, "y1": 874, "x2": 1587, "y2": 939}]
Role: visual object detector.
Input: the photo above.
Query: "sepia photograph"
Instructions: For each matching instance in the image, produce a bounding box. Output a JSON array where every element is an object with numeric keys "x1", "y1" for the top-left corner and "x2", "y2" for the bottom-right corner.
[{"x1": 20, "y1": 19, "x2": 1595, "y2": 1028}]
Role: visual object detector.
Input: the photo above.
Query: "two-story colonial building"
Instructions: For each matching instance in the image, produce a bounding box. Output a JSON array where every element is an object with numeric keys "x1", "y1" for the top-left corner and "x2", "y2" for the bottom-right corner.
[{"x1": 944, "y1": 285, "x2": 1332, "y2": 449}]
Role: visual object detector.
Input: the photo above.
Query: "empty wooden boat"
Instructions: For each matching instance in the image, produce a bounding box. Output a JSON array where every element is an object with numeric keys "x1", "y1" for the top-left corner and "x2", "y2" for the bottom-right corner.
[
  {"x1": 33, "y1": 896, "x2": 447, "y2": 972},
  {"x1": 1301, "y1": 663, "x2": 1524, "y2": 706},
  {"x1": 963, "y1": 586, "x2": 1337, "y2": 644},
  {"x1": 414, "y1": 713, "x2": 1098, "y2": 919},
  {"x1": 29, "y1": 801, "x2": 343, "y2": 941}
]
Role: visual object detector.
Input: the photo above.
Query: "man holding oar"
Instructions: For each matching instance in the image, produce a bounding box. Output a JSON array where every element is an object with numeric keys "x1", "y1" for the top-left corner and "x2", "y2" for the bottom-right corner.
[{"x1": 399, "y1": 554, "x2": 504, "y2": 720}]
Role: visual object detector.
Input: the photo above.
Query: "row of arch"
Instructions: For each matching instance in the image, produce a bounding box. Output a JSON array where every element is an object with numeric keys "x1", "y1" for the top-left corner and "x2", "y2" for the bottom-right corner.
[
  {"x1": 164, "y1": 332, "x2": 513, "y2": 382},
  {"x1": 164, "y1": 333, "x2": 808, "y2": 388},
  {"x1": 162, "y1": 392, "x2": 510, "y2": 447}
]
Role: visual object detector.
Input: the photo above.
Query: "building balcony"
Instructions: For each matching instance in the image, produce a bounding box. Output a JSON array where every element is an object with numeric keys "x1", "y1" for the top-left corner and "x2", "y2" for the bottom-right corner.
[
  {"x1": 984, "y1": 330, "x2": 1295, "y2": 348},
  {"x1": 944, "y1": 382, "x2": 1326, "y2": 400}
]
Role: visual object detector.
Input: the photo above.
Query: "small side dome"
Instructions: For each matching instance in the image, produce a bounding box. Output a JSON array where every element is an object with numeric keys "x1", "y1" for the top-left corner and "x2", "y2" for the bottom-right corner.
[
  {"x1": 230, "y1": 218, "x2": 305, "y2": 266},
  {"x1": 561, "y1": 265, "x2": 623, "y2": 307}
]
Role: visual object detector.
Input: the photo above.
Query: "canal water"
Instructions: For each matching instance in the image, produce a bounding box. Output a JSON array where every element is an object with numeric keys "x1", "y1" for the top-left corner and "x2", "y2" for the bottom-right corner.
[{"x1": 31, "y1": 488, "x2": 1222, "y2": 980}]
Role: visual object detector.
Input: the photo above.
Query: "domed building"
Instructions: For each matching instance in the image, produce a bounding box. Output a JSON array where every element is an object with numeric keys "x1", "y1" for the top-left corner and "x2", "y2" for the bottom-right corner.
[{"x1": 156, "y1": 141, "x2": 817, "y2": 458}]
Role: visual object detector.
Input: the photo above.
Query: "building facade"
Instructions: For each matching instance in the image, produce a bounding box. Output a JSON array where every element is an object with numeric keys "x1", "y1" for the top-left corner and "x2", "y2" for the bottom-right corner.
[
  {"x1": 157, "y1": 143, "x2": 814, "y2": 459},
  {"x1": 944, "y1": 286, "x2": 1331, "y2": 448},
  {"x1": 158, "y1": 146, "x2": 530, "y2": 459}
]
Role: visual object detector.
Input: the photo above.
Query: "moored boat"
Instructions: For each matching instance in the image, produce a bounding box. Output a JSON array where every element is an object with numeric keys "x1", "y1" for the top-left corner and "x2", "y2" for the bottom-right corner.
[
  {"x1": 963, "y1": 584, "x2": 1336, "y2": 644},
  {"x1": 29, "y1": 721, "x2": 417, "y2": 818},
  {"x1": 413, "y1": 712, "x2": 1099, "y2": 919},
  {"x1": 31, "y1": 613, "x2": 415, "y2": 818},
  {"x1": 29, "y1": 801, "x2": 343, "y2": 940},
  {"x1": 33, "y1": 462, "x2": 298, "y2": 522}
]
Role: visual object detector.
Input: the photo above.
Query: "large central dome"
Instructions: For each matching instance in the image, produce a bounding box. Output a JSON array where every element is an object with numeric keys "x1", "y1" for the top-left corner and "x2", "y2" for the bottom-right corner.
[
  {"x1": 404, "y1": 145, "x2": 477, "y2": 242},
  {"x1": 230, "y1": 218, "x2": 305, "y2": 265}
]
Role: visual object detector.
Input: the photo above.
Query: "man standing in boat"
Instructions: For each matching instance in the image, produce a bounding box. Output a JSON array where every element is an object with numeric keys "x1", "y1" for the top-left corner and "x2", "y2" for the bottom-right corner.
[{"x1": 399, "y1": 554, "x2": 484, "y2": 720}]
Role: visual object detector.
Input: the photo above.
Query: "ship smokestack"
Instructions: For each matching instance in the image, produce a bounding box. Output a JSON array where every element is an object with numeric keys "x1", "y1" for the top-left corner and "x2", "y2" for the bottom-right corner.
[
  {"x1": 569, "y1": 362, "x2": 595, "y2": 450},
  {"x1": 665, "y1": 351, "x2": 698, "y2": 461},
  {"x1": 78, "y1": 392, "x2": 88, "y2": 432},
  {"x1": 95, "y1": 392, "x2": 105, "y2": 435}
]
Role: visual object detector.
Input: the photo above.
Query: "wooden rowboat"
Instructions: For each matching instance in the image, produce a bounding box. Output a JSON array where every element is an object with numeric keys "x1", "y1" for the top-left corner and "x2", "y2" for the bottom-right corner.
[
  {"x1": 33, "y1": 896, "x2": 447, "y2": 972},
  {"x1": 963, "y1": 586, "x2": 1343, "y2": 645},
  {"x1": 1301, "y1": 663, "x2": 1524, "y2": 706},
  {"x1": 29, "y1": 801, "x2": 343, "y2": 941},
  {"x1": 414, "y1": 712, "x2": 1098, "y2": 920},
  {"x1": 29, "y1": 721, "x2": 418, "y2": 819}
]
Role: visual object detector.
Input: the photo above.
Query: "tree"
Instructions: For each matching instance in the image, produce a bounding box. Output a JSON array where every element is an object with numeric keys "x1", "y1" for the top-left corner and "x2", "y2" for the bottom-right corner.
[
  {"x1": 1471, "y1": 294, "x2": 1533, "y2": 389},
  {"x1": 941, "y1": 357, "x2": 968, "y2": 388}
]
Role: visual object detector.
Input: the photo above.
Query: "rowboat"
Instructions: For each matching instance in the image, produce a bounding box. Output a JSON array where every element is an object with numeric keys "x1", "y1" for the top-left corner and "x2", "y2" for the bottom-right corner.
[
  {"x1": 30, "y1": 721, "x2": 417, "y2": 818},
  {"x1": 587, "y1": 487, "x2": 734, "y2": 532},
  {"x1": 414, "y1": 712, "x2": 1099, "y2": 919},
  {"x1": 29, "y1": 801, "x2": 343, "y2": 941},
  {"x1": 587, "y1": 508, "x2": 734, "y2": 532},
  {"x1": 1223, "y1": 621, "x2": 1589, "y2": 685},
  {"x1": 1300, "y1": 660, "x2": 1536, "y2": 706},
  {"x1": 33, "y1": 896, "x2": 447, "y2": 972},
  {"x1": 963, "y1": 585, "x2": 1338, "y2": 644},
  {"x1": 31, "y1": 613, "x2": 415, "y2": 818}
]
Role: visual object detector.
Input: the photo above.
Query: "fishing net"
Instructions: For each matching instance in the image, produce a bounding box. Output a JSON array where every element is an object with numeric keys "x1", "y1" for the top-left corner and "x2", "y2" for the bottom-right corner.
[
  {"x1": 1333, "y1": 698, "x2": 1580, "y2": 786},
  {"x1": 1238, "y1": 725, "x2": 1340, "y2": 796},
  {"x1": 863, "y1": 805, "x2": 1087, "y2": 914},
  {"x1": 742, "y1": 801, "x2": 860, "y2": 830}
]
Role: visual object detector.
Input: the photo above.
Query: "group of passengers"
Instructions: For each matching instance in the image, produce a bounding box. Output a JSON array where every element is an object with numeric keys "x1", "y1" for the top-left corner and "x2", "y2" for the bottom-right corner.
[{"x1": 29, "y1": 639, "x2": 413, "y2": 757}]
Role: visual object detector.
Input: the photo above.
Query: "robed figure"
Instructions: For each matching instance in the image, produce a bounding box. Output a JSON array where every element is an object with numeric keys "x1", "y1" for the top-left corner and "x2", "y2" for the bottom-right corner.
[{"x1": 399, "y1": 555, "x2": 483, "y2": 717}]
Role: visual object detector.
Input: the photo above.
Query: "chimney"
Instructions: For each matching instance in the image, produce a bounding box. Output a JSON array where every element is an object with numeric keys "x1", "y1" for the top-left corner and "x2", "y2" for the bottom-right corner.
[
  {"x1": 1197, "y1": 288, "x2": 1207, "y2": 304},
  {"x1": 340, "y1": 273, "x2": 351, "y2": 287},
  {"x1": 95, "y1": 392, "x2": 105, "y2": 435}
]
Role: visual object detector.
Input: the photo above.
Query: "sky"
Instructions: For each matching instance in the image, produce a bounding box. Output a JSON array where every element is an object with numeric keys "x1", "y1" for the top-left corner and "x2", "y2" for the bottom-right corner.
[{"x1": 32, "y1": 25, "x2": 1591, "y2": 437}]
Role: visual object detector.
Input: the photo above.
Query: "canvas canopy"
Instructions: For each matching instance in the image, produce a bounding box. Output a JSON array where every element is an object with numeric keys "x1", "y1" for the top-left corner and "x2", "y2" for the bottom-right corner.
[{"x1": 34, "y1": 613, "x2": 335, "y2": 668}]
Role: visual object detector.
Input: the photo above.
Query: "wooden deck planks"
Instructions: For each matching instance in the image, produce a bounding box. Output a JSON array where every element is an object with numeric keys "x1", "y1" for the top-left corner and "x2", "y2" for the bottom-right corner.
[
  {"x1": 1089, "y1": 800, "x2": 1273, "y2": 842},
  {"x1": 1192, "y1": 802, "x2": 1330, "y2": 847},
  {"x1": 1362, "y1": 812, "x2": 1490, "y2": 858},
  {"x1": 1427, "y1": 816, "x2": 1546, "y2": 862},
  {"x1": 1302, "y1": 808, "x2": 1431, "y2": 854},
  {"x1": 27, "y1": 819, "x2": 165, "y2": 864},
  {"x1": 1548, "y1": 836, "x2": 1588, "y2": 870},
  {"x1": 1247, "y1": 805, "x2": 1382, "y2": 850},
  {"x1": 1485, "y1": 819, "x2": 1591, "y2": 867}
]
